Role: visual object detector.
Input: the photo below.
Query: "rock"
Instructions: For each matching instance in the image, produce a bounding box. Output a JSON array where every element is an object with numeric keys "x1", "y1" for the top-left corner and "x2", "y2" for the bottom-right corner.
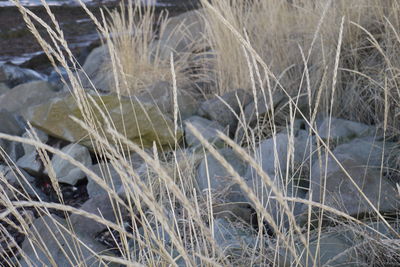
[
  {"x1": 21, "y1": 128, "x2": 48, "y2": 155},
  {"x1": 243, "y1": 130, "x2": 313, "y2": 228},
  {"x1": 198, "y1": 89, "x2": 252, "y2": 134},
  {"x1": 0, "y1": 82, "x2": 9, "y2": 95},
  {"x1": 24, "y1": 93, "x2": 182, "y2": 150},
  {"x1": 276, "y1": 227, "x2": 364, "y2": 267},
  {"x1": 88, "y1": 153, "x2": 144, "y2": 198},
  {"x1": 196, "y1": 148, "x2": 248, "y2": 203},
  {"x1": 20, "y1": 215, "x2": 112, "y2": 267},
  {"x1": 0, "y1": 81, "x2": 57, "y2": 114},
  {"x1": 17, "y1": 151, "x2": 43, "y2": 176},
  {"x1": 276, "y1": 222, "x2": 400, "y2": 267},
  {"x1": 0, "y1": 109, "x2": 25, "y2": 162},
  {"x1": 136, "y1": 81, "x2": 199, "y2": 120},
  {"x1": 0, "y1": 63, "x2": 46, "y2": 88},
  {"x1": 331, "y1": 136, "x2": 398, "y2": 168},
  {"x1": 150, "y1": 9, "x2": 207, "y2": 62},
  {"x1": 87, "y1": 162, "x2": 121, "y2": 198},
  {"x1": 74, "y1": 45, "x2": 114, "y2": 93},
  {"x1": 184, "y1": 116, "x2": 226, "y2": 148},
  {"x1": 70, "y1": 193, "x2": 128, "y2": 237},
  {"x1": 0, "y1": 165, "x2": 46, "y2": 200},
  {"x1": 0, "y1": 109, "x2": 24, "y2": 136},
  {"x1": 213, "y1": 203, "x2": 256, "y2": 225},
  {"x1": 305, "y1": 152, "x2": 400, "y2": 220},
  {"x1": 317, "y1": 117, "x2": 377, "y2": 141},
  {"x1": 213, "y1": 218, "x2": 257, "y2": 257},
  {"x1": 243, "y1": 91, "x2": 286, "y2": 127},
  {"x1": 44, "y1": 143, "x2": 92, "y2": 185}
]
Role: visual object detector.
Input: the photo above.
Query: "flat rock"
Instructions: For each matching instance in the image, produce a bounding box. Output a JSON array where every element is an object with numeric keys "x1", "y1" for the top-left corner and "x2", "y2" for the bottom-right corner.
[
  {"x1": 198, "y1": 89, "x2": 252, "y2": 134},
  {"x1": 0, "y1": 80, "x2": 57, "y2": 114},
  {"x1": 45, "y1": 143, "x2": 92, "y2": 185},
  {"x1": 23, "y1": 93, "x2": 182, "y2": 150},
  {"x1": 20, "y1": 215, "x2": 113, "y2": 267}
]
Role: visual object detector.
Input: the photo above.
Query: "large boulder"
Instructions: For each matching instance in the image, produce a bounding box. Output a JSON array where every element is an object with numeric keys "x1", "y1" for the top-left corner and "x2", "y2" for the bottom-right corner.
[
  {"x1": 23, "y1": 93, "x2": 182, "y2": 150},
  {"x1": 20, "y1": 215, "x2": 114, "y2": 267},
  {"x1": 306, "y1": 152, "x2": 400, "y2": 220},
  {"x1": 0, "y1": 80, "x2": 57, "y2": 114},
  {"x1": 243, "y1": 130, "x2": 313, "y2": 228}
]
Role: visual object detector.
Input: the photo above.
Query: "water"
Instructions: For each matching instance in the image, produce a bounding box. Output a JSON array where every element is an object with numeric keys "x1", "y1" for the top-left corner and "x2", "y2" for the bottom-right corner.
[{"x1": 0, "y1": 0, "x2": 175, "y2": 7}]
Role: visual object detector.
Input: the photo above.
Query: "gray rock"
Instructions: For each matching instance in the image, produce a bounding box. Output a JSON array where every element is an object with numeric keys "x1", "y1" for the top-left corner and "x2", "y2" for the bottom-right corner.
[
  {"x1": 0, "y1": 63, "x2": 46, "y2": 88},
  {"x1": 243, "y1": 91, "x2": 286, "y2": 127},
  {"x1": 213, "y1": 203, "x2": 256, "y2": 225},
  {"x1": 136, "y1": 81, "x2": 199, "y2": 120},
  {"x1": 0, "y1": 109, "x2": 24, "y2": 136},
  {"x1": 68, "y1": 45, "x2": 114, "y2": 93},
  {"x1": 184, "y1": 116, "x2": 226, "y2": 148},
  {"x1": 198, "y1": 89, "x2": 252, "y2": 134},
  {"x1": 0, "y1": 82, "x2": 9, "y2": 95},
  {"x1": 0, "y1": 110, "x2": 25, "y2": 162},
  {"x1": 21, "y1": 128, "x2": 48, "y2": 155},
  {"x1": 306, "y1": 152, "x2": 400, "y2": 219},
  {"x1": 70, "y1": 193, "x2": 128, "y2": 237},
  {"x1": 196, "y1": 148, "x2": 248, "y2": 203},
  {"x1": 318, "y1": 117, "x2": 377, "y2": 141},
  {"x1": 87, "y1": 162, "x2": 121, "y2": 199},
  {"x1": 276, "y1": 227, "x2": 364, "y2": 267},
  {"x1": 243, "y1": 130, "x2": 313, "y2": 228},
  {"x1": 88, "y1": 153, "x2": 144, "y2": 198},
  {"x1": 17, "y1": 151, "x2": 43, "y2": 176},
  {"x1": 0, "y1": 80, "x2": 57, "y2": 114},
  {"x1": 332, "y1": 136, "x2": 398, "y2": 168},
  {"x1": 20, "y1": 215, "x2": 112, "y2": 267},
  {"x1": 0, "y1": 165, "x2": 46, "y2": 200},
  {"x1": 45, "y1": 143, "x2": 92, "y2": 185},
  {"x1": 149, "y1": 9, "x2": 207, "y2": 62},
  {"x1": 213, "y1": 218, "x2": 257, "y2": 257}
]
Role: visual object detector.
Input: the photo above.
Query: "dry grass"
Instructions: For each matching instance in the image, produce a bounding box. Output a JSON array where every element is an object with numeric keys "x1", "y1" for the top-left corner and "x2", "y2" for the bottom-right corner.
[{"x1": 1, "y1": 0, "x2": 400, "y2": 266}]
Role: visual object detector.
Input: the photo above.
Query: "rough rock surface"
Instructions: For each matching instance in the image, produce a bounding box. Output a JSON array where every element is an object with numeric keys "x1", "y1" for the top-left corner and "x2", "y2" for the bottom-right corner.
[
  {"x1": 19, "y1": 215, "x2": 112, "y2": 267},
  {"x1": 0, "y1": 63, "x2": 46, "y2": 88},
  {"x1": 184, "y1": 116, "x2": 226, "y2": 148},
  {"x1": 0, "y1": 80, "x2": 57, "y2": 114},
  {"x1": 198, "y1": 89, "x2": 252, "y2": 134},
  {"x1": 196, "y1": 148, "x2": 247, "y2": 203},
  {"x1": 45, "y1": 143, "x2": 92, "y2": 185},
  {"x1": 24, "y1": 93, "x2": 182, "y2": 150},
  {"x1": 318, "y1": 117, "x2": 377, "y2": 141}
]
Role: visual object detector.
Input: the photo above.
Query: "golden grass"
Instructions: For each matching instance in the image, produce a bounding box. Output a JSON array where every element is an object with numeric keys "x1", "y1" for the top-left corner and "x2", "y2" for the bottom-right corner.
[{"x1": 1, "y1": 0, "x2": 399, "y2": 266}]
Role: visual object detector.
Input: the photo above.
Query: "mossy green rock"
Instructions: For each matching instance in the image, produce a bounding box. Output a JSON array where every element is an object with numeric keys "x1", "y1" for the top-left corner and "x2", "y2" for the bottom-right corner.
[{"x1": 24, "y1": 94, "x2": 182, "y2": 150}]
